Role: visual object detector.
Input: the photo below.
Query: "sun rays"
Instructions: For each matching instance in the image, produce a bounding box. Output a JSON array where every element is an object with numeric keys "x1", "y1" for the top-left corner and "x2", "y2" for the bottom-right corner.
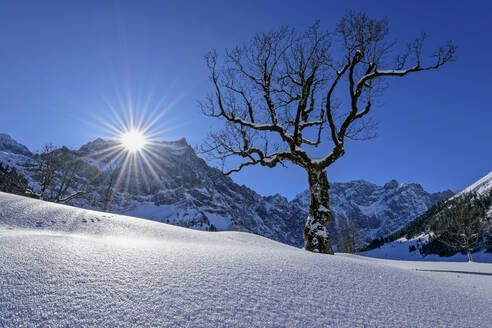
[
  {"x1": 120, "y1": 129, "x2": 147, "y2": 153},
  {"x1": 80, "y1": 96, "x2": 185, "y2": 199}
]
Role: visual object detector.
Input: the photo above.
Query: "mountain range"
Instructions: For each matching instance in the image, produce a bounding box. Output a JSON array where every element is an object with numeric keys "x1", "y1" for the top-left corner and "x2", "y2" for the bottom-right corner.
[
  {"x1": 0, "y1": 133, "x2": 454, "y2": 247},
  {"x1": 362, "y1": 171, "x2": 492, "y2": 260}
]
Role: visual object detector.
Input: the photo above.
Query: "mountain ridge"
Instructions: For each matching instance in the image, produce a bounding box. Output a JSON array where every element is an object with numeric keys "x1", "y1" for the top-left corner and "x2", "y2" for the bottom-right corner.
[
  {"x1": 0, "y1": 133, "x2": 453, "y2": 247},
  {"x1": 362, "y1": 171, "x2": 492, "y2": 259}
]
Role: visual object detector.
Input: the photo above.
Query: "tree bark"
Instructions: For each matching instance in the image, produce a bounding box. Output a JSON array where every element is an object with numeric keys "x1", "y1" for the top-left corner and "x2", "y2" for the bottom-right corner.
[
  {"x1": 101, "y1": 167, "x2": 116, "y2": 212},
  {"x1": 58, "y1": 191, "x2": 86, "y2": 204},
  {"x1": 303, "y1": 168, "x2": 334, "y2": 254},
  {"x1": 464, "y1": 238, "x2": 473, "y2": 262}
]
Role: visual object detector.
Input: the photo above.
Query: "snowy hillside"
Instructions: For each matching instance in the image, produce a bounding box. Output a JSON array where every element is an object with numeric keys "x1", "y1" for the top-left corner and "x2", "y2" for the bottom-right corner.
[
  {"x1": 363, "y1": 171, "x2": 492, "y2": 261},
  {"x1": 0, "y1": 133, "x2": 31, "y2": 156},
  {"x1": 0, "y1": 135, "x2": 302, "y2": 245},
  {"x1": 0, "y1": 133, "x2": 452, "y2": 248},
  {"x1": 456, "y1": 171, "x2": 492, "y2": 197},
  {"x1": 1, "y1": 192, "x2": 492, "y2": 327}
]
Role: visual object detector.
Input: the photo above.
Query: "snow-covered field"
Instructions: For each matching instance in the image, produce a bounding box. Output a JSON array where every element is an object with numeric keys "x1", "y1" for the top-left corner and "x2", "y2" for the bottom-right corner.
[
  {"x1": 362, "y1": 236, "x2": 492, "y2": 263},
  {"x1": 1, "y1": 192, "x2": 491, "y2": 327}
]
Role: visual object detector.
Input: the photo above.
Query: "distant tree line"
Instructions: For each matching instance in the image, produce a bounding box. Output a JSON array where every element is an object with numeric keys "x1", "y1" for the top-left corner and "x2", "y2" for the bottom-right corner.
[
  {"x1": 361, "y1": 201, "x2": 447, "y2": 251},
  {"x1": 0, "y1": 163, "x2": 32, "y2": 196},
  {"x1": 426, "y1": 190, "x2": 492, "y2": 261},
  {"x1": 335, "y1": 219, "x2": 362, "y2": 253},
  {"x1": 34, "y1": 144, "x2": 87, "y2": 203},
  {"x1": 363, "y1": 189, "x2": 492, "y2": 261}
]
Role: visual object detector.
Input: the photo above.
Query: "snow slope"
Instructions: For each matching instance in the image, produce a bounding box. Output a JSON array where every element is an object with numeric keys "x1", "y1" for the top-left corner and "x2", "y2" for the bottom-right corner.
[
  {"x1": 361, "y1": 235, "x2": 492, "y2": 262},
  {"x1": 456, "y1": 171, "x2": 492, "y2": 196},
  {"x1": 0, "y1": 133, "x2": 31, "y2": 156},
  {"x1": 363, "y1": 171, "x2": 492, "y2": 261},
  {"x1": 1, "y1": 192, "x2": 492, "y2": 327},
  {"x1": 0, "y1": 133, "x2": 452, "y2": 248}
]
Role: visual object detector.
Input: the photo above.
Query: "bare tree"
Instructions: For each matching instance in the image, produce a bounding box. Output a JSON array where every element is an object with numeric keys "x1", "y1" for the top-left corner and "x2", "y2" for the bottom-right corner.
[
  {"x1": 433, "y1": 193, "x2": 488, "y2": 262},
  {"x1": 35, "y1": 145, "x2": 86, "y2": 203},
  {"x1": 101, "y1": 162, "x2": 118, "y2": 212},
  {"x1": 200, "y1": 11, "x2": 456, "y2": 254},
  {"x1": 0, "y1": 163, "x2": 32, "y2": 196},
  {"x1": 51, "y1": 150, "x2": 85, "y2": 203},
  {"x1": 36, "y1": 144, "x2": 58, "y2": 199},
  {"x1": 336, "y1": 219, "x2": 362, "y2": 253}
]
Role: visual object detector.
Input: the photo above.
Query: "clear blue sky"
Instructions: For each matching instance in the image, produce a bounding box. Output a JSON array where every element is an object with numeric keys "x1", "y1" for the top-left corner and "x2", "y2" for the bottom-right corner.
[{"x1": 0, "y1": 0, "x2": 490, "y2": 199}]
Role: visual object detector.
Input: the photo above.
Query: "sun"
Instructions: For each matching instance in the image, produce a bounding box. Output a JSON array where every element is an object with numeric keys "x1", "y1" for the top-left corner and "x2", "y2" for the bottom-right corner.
[{"x1": 120, "y1": 130, "x2": 148, "y2": 153}]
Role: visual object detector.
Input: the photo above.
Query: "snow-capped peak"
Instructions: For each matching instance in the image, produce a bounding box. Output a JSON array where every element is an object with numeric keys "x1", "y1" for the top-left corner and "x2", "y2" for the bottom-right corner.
[
  {"x1": 456, "y1": 171, "x2": 492, "y2": 197},
  {"x1": 0, "y1": 133, "x2": 32, "y2": 156},
  {"x1": 383, "y1": 179, "x2": 399, "y2": 189}
]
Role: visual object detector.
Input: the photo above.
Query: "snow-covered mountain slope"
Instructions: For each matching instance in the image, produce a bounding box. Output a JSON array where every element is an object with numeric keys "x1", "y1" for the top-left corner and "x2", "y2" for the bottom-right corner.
[
  {"x1": 0, "y1": 135, "x2": 304, "y2": 246},
  {"x1": 363, "y1": 171, "x2": 492, "y2": 260},
  {"x1": 456, "y1": 171, "x2": 492, "y2": 197},
  {"x1": 0, "y1": 133, "x2": 31, "y2": 156},
  {"x1": 1, "y1": 192, "x2": 492, "y2": 328},
  {"x1": 0, "y1": 133, "x2": 452, "y2": 248}
]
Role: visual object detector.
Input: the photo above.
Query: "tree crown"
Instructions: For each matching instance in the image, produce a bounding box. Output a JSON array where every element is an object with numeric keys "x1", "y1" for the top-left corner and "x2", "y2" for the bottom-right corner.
[{"x1": 200, "y1": 11, "x2": 456, "y2": 174}]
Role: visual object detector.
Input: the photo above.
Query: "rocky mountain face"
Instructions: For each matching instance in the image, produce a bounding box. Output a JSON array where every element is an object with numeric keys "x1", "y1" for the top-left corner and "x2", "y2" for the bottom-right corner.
[
  {"x1": 0, "y1": 134, "x2": 32, "y2": 156},
  {"x1": 0, "y1": 133, "x2": 453, "y2": 247},
  {"x1": 362, "y1": 171, "x2": 492, "y2": 258},
  {"x1": 291, "y1": 180, "x2": 453, "y2": 244}
]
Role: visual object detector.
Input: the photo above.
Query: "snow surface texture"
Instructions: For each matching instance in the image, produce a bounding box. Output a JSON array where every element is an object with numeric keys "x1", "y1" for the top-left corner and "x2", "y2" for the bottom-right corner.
[{"x1": 1, "y1": 192, "x2": 492, "y2": 328}]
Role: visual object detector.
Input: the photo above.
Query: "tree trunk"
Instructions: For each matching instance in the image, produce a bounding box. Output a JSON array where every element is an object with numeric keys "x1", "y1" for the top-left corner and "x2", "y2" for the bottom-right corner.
[
  {"x1": 303, "y1": 168, "x2": 334, "y2": 254},
  {"x1": 101, "y1": 169, "x2": 116, "y2": 212},
  {"x1": 464, "y1": 238, "x2": 473, "y2": 262}
]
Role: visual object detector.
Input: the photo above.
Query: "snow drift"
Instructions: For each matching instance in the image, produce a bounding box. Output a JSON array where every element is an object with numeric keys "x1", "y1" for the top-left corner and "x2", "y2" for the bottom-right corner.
[{"x1": 1, "y1": 192, "x2": 491, "y2": 327}]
